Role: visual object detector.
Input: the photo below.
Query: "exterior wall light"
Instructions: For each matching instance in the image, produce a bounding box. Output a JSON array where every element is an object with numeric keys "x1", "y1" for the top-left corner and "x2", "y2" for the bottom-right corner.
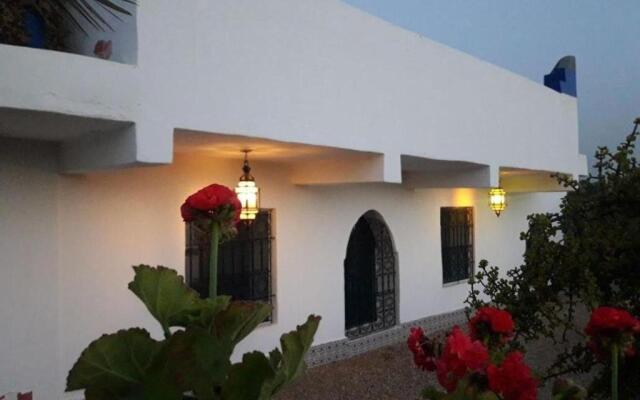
[
  {"x1": 235, "y1": 150, "x2": 260, "y2": 221},
  {"x1": 489, "y1": 187, "x2": 506, "y2": 217}
]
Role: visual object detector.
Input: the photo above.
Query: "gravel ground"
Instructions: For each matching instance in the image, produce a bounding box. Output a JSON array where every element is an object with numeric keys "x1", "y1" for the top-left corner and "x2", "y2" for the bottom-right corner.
[
  {"x1": 275, "y1": 341, "x2": 434, "y2": 400},
  {"x1": 275, "y1": 336, "x2": 594, "y2": 400}
]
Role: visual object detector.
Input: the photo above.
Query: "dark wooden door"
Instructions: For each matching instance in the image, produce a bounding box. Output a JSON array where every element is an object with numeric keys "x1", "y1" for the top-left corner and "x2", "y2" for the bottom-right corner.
[{"x1": 344, "y1": 216, "x2": 377, "y2": 329}]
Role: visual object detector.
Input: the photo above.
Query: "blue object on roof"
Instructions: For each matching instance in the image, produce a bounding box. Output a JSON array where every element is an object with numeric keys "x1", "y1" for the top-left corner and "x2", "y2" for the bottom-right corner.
[{"x1": 544, "y1": 56, "x2": 577, "y2": 97}]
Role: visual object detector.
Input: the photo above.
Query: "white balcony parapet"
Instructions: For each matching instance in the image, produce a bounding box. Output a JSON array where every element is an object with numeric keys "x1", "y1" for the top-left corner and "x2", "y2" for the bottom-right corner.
[{"x1": 0, "y1": 0, "x2": 587, "y2": 183}]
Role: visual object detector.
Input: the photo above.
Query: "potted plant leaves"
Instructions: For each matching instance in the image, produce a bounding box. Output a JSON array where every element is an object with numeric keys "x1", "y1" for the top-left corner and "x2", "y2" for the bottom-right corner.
[
  {"x1": 0, "y1": 1, "x2": 64, "y2": 50},
  {"x1": 0, "y1": 0, "x2": 135, "y2": 51}
]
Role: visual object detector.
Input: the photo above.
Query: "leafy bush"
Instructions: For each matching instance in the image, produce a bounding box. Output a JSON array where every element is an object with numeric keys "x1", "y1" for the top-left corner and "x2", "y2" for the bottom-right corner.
[
  {"x1": 466, "y1": 118, "x2": 640, "y2": 399},
  {"x1": 66, "y1": 265, "x2": 320, "y2": 400}
]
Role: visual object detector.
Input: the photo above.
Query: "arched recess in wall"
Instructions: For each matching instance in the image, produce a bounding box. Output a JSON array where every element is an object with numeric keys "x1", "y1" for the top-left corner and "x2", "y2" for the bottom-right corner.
[{"x1": 344, "y1": 210, "x2": 398, "y2": 339}]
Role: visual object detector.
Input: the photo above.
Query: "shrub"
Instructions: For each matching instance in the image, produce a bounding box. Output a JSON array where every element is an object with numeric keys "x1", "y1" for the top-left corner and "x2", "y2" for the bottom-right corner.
[
  {"x1": 66, "y1": 266, "x2": 320, "y2": 400},
  {"x1": 466, "y1": 118, "x2": 640, "y2": 399}
]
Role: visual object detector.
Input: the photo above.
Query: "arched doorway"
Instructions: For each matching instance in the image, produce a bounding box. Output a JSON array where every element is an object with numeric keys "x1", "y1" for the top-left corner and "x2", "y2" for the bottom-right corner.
[{"x1": 344, "y1": 210, "x2": 398, "y2": 338}]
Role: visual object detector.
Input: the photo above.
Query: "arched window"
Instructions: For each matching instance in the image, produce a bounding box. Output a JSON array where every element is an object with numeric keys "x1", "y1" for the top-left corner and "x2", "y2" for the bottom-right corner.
[{"x1": 344, "y1": 210, "x2": 397, "y2": 338}]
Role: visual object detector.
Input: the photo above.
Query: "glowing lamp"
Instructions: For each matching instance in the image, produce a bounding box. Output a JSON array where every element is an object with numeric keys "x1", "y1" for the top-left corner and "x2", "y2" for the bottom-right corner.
[
  {"x1": 235, "y1": 151, "x2": 260, "y2": 221},
  {"x1": 489, "y1": 188, "x2": 506, "y2": 217}
]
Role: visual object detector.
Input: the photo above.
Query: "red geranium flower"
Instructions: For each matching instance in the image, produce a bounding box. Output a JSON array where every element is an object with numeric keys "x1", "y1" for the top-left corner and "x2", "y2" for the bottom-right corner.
[
  {"x1": 407, "y1": 327, "x2": 437, "y2": 371},
  {"x1": 180, "y1": 184, "x2": 242, "y2": 223},
  {"x1": 585, "y1": 306, "x2": 640, "y2": 359},
  {"x1": 180, "y1": 202, "x2": 196, "y2": 222},
  {"x1": 585, "y1": 307, "x2": 640, "y2": 337},
  {"x1": 436, "y1": 326, "x2": 489, "y2": 392},
  {"x1": 487, "y1": 351, "x2": 537, "y2": 400},
  {"x1": 469, "y1": 306, "x2": 515, "y2": 345}
]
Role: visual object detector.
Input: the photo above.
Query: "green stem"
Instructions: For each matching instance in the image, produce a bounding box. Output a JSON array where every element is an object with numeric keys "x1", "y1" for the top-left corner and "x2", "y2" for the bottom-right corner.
[
  {"x1": 209, "y1": 221, "x2": 221, "y2": 298},
  {"x1": 612, "y1": 343, "x2": 619, "y2": 400},
  {"x1": 162, "y1": 326, "x2": 171, "y2": 340}
]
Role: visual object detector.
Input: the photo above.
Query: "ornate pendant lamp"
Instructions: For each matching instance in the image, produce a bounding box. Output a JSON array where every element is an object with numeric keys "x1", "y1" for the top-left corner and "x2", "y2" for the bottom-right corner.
[
  {"x1": 235, "y1": 150, "x2": 260, "y2": 221},
  {"x1": 489, "y1": 187, "x2": 507, "y2": 217}
]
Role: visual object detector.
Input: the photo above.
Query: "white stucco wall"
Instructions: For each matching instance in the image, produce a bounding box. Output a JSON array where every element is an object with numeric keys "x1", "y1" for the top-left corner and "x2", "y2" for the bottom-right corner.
[
  {"x1": 0, "y1": 140, "x2": 61, "y2": 398},
  {"x1": 136, "y1": 0, "x2": 581, "y2": 173},
  {"x1": 0, "y1": 137, "x2": 563, "y2": 399},
  {"x1": 0, "y1": 0, "x2": 584, "y2": 176},
  {"x1": 0, "y1": 2, "x2": 580, "y2": 398}
]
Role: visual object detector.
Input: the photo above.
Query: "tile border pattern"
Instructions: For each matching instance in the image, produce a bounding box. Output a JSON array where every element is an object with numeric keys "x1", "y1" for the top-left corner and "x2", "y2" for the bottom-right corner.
[{"x1": 306, "y1": 308, "x2": 467, "y2": 367}]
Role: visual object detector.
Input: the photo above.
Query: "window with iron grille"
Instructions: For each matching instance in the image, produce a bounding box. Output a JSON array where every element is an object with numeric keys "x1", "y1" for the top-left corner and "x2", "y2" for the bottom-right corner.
[
  {"x1": 185, "y1": 210, "x2": 274, "y2": 319},
  {"x1": 440, "y1": 207, "x2": 474, "y2": 284}
]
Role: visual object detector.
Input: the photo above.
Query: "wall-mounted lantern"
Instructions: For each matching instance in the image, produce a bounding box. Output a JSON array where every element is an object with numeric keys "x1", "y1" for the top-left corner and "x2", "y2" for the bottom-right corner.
[
  {"x1": 235, "y1": 150, "x2": 260, "y2": 221},
  {"x1": 489, "y1": 187, "x2": 506, "y2": 217}
]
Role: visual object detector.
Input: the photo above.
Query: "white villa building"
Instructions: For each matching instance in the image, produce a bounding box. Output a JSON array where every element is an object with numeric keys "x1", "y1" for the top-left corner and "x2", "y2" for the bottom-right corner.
[{"x1": 0, "y1": 1, "x2": 586, "y2": 398}]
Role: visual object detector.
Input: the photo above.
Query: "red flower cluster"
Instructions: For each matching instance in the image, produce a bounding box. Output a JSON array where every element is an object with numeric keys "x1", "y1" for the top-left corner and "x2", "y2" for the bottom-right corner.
[
  {"x1": 586, "y1": 307, "x2": 640, "y2": 337},
  {"x1": 585, "y1": 306, "x2": 640, "y2": 359},
  {"x1": 180, "y1": 184, "x2": 241, "y2": 223},
  {"x1": 487, "y1": 352, "x2": 537, "y2": 400},
  {"x1": 436, "y1": 327, "x2": 489, "y2": 392},
  {"x1": 469, "y1": 306, "x2": 515, "y2": 345},
  {"x1": 408, "y1": 308, "x2": 537, "y2": 397},
  {"x1": 407, "y1": 327, "x2": 437, "y2": 371}
]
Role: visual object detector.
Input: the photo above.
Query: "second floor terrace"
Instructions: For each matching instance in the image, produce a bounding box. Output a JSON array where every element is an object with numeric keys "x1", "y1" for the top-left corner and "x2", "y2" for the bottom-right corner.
[{"x1": 0, "y1": 0, "x2": 587, "y2": 190}]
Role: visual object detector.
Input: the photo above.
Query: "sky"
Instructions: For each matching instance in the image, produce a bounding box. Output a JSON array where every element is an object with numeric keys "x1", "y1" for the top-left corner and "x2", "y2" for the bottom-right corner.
[{"x1": 342, "y1": 0, "x2": 640, "y2": 168}]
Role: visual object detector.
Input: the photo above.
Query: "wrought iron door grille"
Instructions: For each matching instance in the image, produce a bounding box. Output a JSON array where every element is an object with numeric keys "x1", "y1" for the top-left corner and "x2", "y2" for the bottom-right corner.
[
  {"x1": 345, "y1": 211, "x2": 397, "y2": 339},
  {"x1": 440, "y1": 207, "x2": 474, "y2": 284},
  {"x1": 185, "y1": 210, "x2": 274, "y2": 320}
]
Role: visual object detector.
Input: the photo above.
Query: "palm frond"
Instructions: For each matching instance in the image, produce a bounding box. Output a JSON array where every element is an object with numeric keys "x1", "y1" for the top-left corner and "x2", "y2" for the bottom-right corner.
[{"x1": 48, "y1": 0, "x2": 137, "y2": 32}]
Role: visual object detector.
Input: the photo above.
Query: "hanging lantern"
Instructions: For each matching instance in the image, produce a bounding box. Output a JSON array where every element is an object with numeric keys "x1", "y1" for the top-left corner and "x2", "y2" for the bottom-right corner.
[
  {"x1": 235, "y1": 150, "x2": 260, "y2": 221},
  {"x1": 489, "y1": 188, "x2": 506, "y2": 217}
]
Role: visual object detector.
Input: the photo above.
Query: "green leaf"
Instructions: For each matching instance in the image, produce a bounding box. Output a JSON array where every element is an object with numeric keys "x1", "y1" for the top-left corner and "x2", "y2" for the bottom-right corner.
[
  {"x1": 163, "y1": 328, "x2": 234, "y2": 399},
  {"x1": 66, "y1": 328, "x2": 161, "y2": 395},
  {"x1": 268, "y1": 348, "x2": 283, "y2": 371},
  {"x1": 52, "y1": 0, "x2": 136, "y2": 32},
  {"x1": 274, "y1": 315, "x2": 321, "y2": 385},
  {"x1": 140, "y1": 369, "x2": 184, "y2": 400},
  {"x1": 421, "y1": 386, "x2": 447, "y2": 400},
  {"x1": 84, "y1": 386, "x2": 121, "y2": 400},
  {"x1": 187, "y1": 296, "x2": 232, "y2": 330},
  {"x1": 477, "y1": 392, "x2": 500, "y2": 400},
  {"x1": 222, "y1": 315, "x2": 321, "y2": 399},
  {"x1": 221, "y1": 352, "x2": 276, "y2": 400},
  {"x1": 128, "y1": 265, "x2": 203, "y2": 335},
  {"x1": 214, "y1": 301, "x2": 272, "y2": 345}
]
